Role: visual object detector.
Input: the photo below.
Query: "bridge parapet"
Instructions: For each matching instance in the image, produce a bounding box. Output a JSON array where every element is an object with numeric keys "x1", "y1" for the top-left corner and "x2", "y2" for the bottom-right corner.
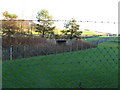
[{"x1": 46, "y1": 39, "x2": 75, "y2": 45}]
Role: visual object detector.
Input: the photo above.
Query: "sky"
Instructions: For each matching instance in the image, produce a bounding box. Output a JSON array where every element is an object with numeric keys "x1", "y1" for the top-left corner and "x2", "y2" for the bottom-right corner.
[{"x1": 0, "y1": 0, "x2": 119, "y2": 34}]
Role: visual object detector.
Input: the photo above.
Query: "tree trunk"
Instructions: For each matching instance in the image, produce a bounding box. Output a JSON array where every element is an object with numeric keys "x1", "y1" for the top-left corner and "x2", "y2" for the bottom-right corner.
[{"x1": 70, "y1": 29, "x2": 73, "y2": 39}]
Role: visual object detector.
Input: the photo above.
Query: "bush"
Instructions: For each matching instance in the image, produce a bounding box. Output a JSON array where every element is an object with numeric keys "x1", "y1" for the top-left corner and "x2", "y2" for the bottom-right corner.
[{"x1": 2, "y1": 36, "x2": 97, "y2": 60}]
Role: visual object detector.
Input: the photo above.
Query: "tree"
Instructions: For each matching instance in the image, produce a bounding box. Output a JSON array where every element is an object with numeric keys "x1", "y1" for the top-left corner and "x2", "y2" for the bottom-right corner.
[
  {"x1": 62, "y1": 18, "x2": 82, "y2": 39},
  {"x1": 3, "y1": 11, "x2": 18, "y2": 20},
  {"x1": 1, "y1": 11, "x2": 21, "y2": 47},
  {"x1": 16, "y1": 20, "x2": 35, "y2": 36},
  {"x1": 2, "y1": 11, "x2": 35, "y2": 37},
  {"x1": 2, "y1": 11, "x2": 19, "y2": 38},
  {"x1": 45, "y1": 26, "x2": 55, "y2": 38},
  {"x1": 36, "y1": 9, "x2": 54, "y2": 38},
  {"x1": 2, "y1": 20, "x2": 20, "y2": 37}
]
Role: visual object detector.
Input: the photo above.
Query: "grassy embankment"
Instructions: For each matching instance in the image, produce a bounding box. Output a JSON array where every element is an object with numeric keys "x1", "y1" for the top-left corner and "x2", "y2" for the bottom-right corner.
[{"x1": 2, "y1": 37, "x2": 118, "y2": 88}]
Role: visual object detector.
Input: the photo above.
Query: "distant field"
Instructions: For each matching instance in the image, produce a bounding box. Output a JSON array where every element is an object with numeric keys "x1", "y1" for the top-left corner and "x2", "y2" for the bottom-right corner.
[
  {"x1": 81, "y1": 31, "x2": 99, "y2": 36},
  {"x1": 106, "y1": 37, "x2": 120, "y2": 42},
  {"x1": 83, "y1": 36, "x2": 110, "y2": 41},
  {"x1": 53, "y1": 29, "x2": 99, "y2": 35},
  {"x1": 2, "y1": 41, "x2": 118, "y2": 88}
]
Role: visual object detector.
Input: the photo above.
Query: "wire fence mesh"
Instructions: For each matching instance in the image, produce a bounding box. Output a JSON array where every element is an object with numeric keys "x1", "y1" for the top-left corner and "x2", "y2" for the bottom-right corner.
[
  {"x1": 1, "y1": 19, "x2": 119, "y2": 88},
  {"x1": 2, "y1": 36, "x2": 119, "y2": 88},
  {"x1": 2, "y1": 39, "x2": 98, "y2": 60}
]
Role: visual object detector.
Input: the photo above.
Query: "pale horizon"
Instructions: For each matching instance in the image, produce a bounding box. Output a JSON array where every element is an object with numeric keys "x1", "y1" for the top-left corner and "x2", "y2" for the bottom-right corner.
[{"x1": 0, "y1": 0, "x2": 119, "y2": 34}]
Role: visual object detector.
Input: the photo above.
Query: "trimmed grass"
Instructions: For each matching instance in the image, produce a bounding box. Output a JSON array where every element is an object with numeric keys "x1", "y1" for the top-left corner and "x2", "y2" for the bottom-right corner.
[
  {"x1": 81, "y1": 31, "x2": 99, "y2": 36},
  {"x1": 84, "y1": 36, "x2": 110, "y2": 41},
  {"x1": 2, "y1": 43, "x2": 118, "y2": 88},
  {"x1": 98, "y1": 42, "x2": 118, "y2": 47},
  {"x1": 106, "y1": 37, "x2": 120, "y2": 42}
]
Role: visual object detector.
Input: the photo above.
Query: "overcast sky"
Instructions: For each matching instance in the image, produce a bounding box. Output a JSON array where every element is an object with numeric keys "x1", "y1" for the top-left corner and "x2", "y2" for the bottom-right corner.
[{"x1": 0, "y1": 0, "x2": 119, "y2": 34}]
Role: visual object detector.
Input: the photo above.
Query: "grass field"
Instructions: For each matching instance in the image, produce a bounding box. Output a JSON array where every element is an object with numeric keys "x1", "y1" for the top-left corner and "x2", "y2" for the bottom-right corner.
[
  {"x1": 52, "y1": 29, "x2": 100, "y2": 36},
  {"x1": 83, "y1": 36, "x2": 110, "y2": 41},
  {"x1": 81, "y1": 31, "x2": 99, "y2": 36},
  {"x1": 2, "y1": 40, "x2": 118, "y2": 88},
  {"x1": 106, "y1": 37, "x2": 120, "y2": 42},
  {"x1": 35, "y1": 28, "x2": 100, "y2": 36}
]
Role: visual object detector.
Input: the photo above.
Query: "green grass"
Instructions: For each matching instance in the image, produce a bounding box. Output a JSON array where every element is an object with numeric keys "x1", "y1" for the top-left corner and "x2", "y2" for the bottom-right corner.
[
  {"x1": 52, "y1": 29, "x2": 99, "y2": 36},
  {"x1": 81, "y1": 31, "x2": 99, "y2": 36},
  {"x1": 84, "y1": 36, "x2": 109, "y2": 41},
  {"x1": 2, "y1": 43, "x2": 118, "y2": 88},
  {"x1": 106, "y1": 37, "x2": 120, "y2": 42},
  {"x1": 98, "y1": 42, "x2": 118, "y2": 47}
]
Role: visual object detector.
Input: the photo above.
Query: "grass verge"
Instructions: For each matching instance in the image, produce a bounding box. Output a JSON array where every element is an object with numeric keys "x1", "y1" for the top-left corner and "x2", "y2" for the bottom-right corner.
[{"x1": 2, "y1": 43, "x2": 118, "y2": 88}]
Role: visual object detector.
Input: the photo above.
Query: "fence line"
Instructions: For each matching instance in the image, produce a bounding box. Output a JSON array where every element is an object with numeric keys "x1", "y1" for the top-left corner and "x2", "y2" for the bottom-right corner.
[
  {"x1": 2, "y1": 18, "x2": 118, "y2": 88},
  {"x1": 0, "y1": 19, "x2": 118, "y2": 24}
]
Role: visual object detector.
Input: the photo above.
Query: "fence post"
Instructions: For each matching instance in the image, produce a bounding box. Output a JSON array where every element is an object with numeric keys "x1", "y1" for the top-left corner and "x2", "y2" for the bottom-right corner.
[{"x1": 10, "y1": 45, "x2": 13, "y2": 60}]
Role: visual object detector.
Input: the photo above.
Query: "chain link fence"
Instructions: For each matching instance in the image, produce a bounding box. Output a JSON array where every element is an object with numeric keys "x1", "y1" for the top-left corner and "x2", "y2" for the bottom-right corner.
[
  {"x1": 2, "y1": 38, "x2": 97, "y2": 60},
  {"x1": 1, "y1": 19, "x2": 119, "y2": 88},
  {"x1": 2, "y1": 36, "x2": 119, "y2": 88}
]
